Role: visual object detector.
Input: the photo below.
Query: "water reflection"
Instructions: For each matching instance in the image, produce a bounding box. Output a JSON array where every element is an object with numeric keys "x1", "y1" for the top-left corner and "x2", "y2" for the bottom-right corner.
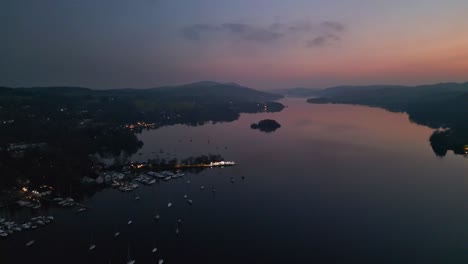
[
  {"x1": 2, "y1": 99, "x2": 468, "y2": 264},
  {"x1": 430, "y1": 128, "x2": 468, "y2": 157}
]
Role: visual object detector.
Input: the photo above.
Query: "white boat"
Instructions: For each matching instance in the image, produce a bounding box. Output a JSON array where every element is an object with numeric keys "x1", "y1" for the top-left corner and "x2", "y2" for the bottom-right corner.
[
  {"x1": 183, "y1": 195, "x2": 188, "y2": 199},
  {"x1": 175, "y1": 228, "x2": 179, "y2": 235},
  {"x1": 88, "y1": 230, "x2": 96, "y2": 249},
  {"x1": 200, "y1": 186, "x2": 205, "y2": 190},
  {"x1": 0, "y1": 232, "x2": 7, "y2": 237},
  {"x1": 17, "y1": 200, "x2": 31, "y2": 207},
  {"x1": 158, "y1": 259, "x2": 164, "y2": 264},
  {"x1": 77, "y1": 208, "x2": 87, "y2": 213},
  {"x1": 114, "y1": 232, "x2": 120, "y2": 237},
  {"x1": 187, "y1": 199, "x2": 193, "y2": 205},
  {"x1": 127, "y1": 245, "x2": 135, "y2": 264},
  {"x1": 167, "y1": 202, "x2": 172, "y2": 208},
  {"x1": 128, "y1": 220, "x2": 133, "y2": 225},
  {"x1": 155, "y1": 214, "x2": 160, "y2": 221},
  {"x1": 152, "y1": 247, "x2": 157, "y2": 253},
  {"x1": 135, "y1": 197, "x2": 140, "y2": 200},
  {"x1": 47, "y1": 216, "x2": 54, "y2": 221},
  {"x1": 26, "y1": 240, "x2": 35, "y2": 247}
]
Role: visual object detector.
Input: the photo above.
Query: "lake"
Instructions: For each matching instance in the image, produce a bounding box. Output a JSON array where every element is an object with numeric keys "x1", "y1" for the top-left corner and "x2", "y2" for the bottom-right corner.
[{"x1": 2, "y1": 98, "x2": 468, "y2": 263}]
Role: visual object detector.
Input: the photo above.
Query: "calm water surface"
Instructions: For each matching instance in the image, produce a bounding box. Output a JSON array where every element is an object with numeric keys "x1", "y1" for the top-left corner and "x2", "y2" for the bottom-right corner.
[{"x1": 2, "y1": 98, "x2": 468, "y2": 263}]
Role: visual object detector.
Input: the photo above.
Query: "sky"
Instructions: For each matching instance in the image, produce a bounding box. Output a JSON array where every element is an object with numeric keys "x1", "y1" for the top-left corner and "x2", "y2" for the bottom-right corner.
[{"x1": 1, "y1": 0, "x2": 468, "y2": 90}]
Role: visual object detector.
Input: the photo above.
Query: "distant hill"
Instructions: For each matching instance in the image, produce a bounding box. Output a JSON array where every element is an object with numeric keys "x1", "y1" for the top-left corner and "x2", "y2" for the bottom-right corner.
[
  {"x1": 273, "y1": 87, "x2": 323, "y2": 98},
  {"x1": 3, "y1": 81, "x2": 282, "y2": 103},
  {"x1": 276, "y1": 83, "x2": 468, "y2": 98},
  {"x1": 277, "y1": 85, "x2": 410, "y2": 98},
  {"x1": 316, "y1": 85, "x2": 406, "y2": 97},
  {"x1": 146, "y1": 81, "x2": 283, "y2": 103},
  {"x1": 307, "y1": 81, "x2": 468, "y2": 129}
]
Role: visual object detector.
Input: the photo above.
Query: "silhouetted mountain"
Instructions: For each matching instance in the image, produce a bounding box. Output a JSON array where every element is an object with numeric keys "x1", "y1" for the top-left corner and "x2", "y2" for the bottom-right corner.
[
  {"x1": 276, "y1": 85, "x2": 408, "y2": 98},
  {"x1": 306, "y1": 81, "x2": 468, "y2": 157},
  {"x1": 4, "y1": 82, "x2": 282, "y2": 102},
  {"x1": 147, "y1": 81, "x2": 283, "y2": 103},
  {"x1": 14, "y1": 86, "x2": 93, "y2": 95},
  {"x1": 307, "y1": 82, "x2": 468, "y2": 128},
  {"x1": 273, "y1": 87, "x2": 323, "y2": 98},
  {"x1": 316, "y1": 85, "x2": 406, "y2": 97}
]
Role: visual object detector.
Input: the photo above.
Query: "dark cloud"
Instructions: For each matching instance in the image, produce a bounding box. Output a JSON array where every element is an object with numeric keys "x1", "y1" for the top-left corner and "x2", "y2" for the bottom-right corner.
[
  {"x1": 306, "y1": 34, "x2": 340, "y2": 47},
  {"x1": 268, "y1": 22, "x2": 284, "y2": 31},
  {"x1": 182, "y1": 22, "x2": 282, "y2": 43},
  {"x1": 305, "y1": 21, "x2": 345, "y2": 47},
  {"x1": 222, "y1": 23, "x2": 251, "y2": 34},
  {"x1": 288, "y1": 22, "x2": 314, "y2": 32},
  {"x1": 321, "y1": 21, "x2": 345, "y2": 32},
  {"x1": 182, "y1": 24, "x2": 220, "y2": 40},
  {"x1": 182, "y1": 20, "x2": 346, "y2": 47},
  {"x1": 245, "y1": 29, "x2": 283, "y2": 42}
]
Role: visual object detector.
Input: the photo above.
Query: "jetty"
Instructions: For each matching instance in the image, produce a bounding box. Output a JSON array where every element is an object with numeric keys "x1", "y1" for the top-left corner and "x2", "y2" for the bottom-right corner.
[{"x1": 175, "y1": 161, "x2": 236, "y2": 169}]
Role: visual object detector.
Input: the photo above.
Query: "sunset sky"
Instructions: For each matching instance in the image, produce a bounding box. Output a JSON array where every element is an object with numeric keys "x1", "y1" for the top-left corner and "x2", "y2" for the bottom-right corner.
[{"x1": 1, "y1": 0, "x2": 468, "y2": 89}]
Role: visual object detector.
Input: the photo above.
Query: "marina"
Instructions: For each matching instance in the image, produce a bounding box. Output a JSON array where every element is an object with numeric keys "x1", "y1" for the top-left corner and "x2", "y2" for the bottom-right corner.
[{"x1": 0, "y1": 165, "x2": 241, "y2": 262}]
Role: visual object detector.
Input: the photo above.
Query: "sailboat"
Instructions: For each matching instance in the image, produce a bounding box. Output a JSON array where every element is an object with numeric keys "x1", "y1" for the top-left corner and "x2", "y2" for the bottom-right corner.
[
  {"x1": 127, "y1": 245, "x2": 135, "y2": 264},
  {"x1": 89, "y1": 234, "x2": 96, "y2": 251}
]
